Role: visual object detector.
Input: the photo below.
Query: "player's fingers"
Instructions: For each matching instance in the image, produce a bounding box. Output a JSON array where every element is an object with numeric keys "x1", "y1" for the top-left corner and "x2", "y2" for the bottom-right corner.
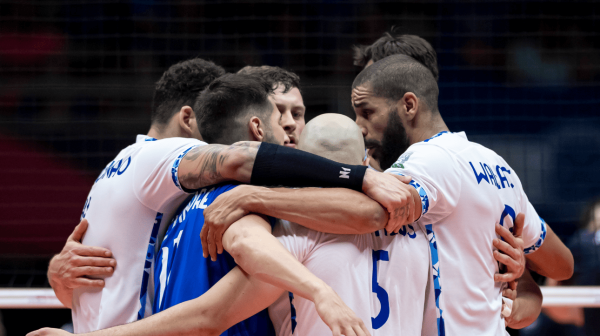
[
  {"x1": 495, "y1": 224, "x2": 517, "y2": 247},
  {"x1": 208, "y1": 229, "x2": 218, "y2": 262},
  {"x1": 352, "y1": 324, "x2": 368, "y2": 336},
  {"x1": 215, "y1": 229, "x2": 224, "y2": 255},
  {"x1": 72, "y1": 266, "x2": 114, "y2": 278},
  {"x1": 493, "y1": 250, "x2": 518, "y2": 269},
  {"x1": 358, "y1": 320, "x2": 371, "y2": 336},
  {"x1": 72, "y1": 245, "x2": 113, "y2": 258},
  {"x1": 390, "y1": 173, "x2": 412, "y2": 184},
  {"x1": 508, "y1": 280, "x2": 518, "y2": 291},
  {"x1": 514, "y1": 213, "x2": 525, "y2": 237},
  {"x1": 341, "y1": 326, "x2": 357, "y2": 336},
  {"x1": 200, "y1": 226, "x2": 209, "y2": 258},
  {"x1": 72, "y1": 277, "x2": 105, "y2": 288},
  {"x1": 72, "y1": 256, "x2": 116, "y2": 268},
  {"x1": 68, "y1": 219, "x2": 88, "y2": 242},
  {"x1": 331, "y1": 325, "x2": 342, "y2": 336},
  {"x1": 494, "y1": 272, "x2": 518, "y2": 283},
  {"x1": 493, "y1": 239, "x2": 520, "y2": 260}
]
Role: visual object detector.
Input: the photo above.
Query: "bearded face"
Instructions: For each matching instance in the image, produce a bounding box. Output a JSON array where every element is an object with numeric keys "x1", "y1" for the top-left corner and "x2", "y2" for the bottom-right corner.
[{"x1": 364, "y1": 106, "x2": 410, "y2": 170}]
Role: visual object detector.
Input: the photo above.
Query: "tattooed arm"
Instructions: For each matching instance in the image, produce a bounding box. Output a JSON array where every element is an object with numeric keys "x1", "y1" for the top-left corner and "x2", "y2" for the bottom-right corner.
[{"x1": 177, "y1": 142, "x2": 261, "y2": 190}]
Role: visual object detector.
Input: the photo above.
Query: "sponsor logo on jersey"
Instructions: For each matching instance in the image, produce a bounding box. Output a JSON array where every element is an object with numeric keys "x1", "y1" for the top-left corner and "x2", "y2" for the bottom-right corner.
[{"x1": 391, "y1": 151, "x2": 413, "y2": 169}]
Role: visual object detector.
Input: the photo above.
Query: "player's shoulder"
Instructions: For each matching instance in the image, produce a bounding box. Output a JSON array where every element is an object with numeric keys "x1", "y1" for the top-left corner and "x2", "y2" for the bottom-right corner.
[
  {"x1": 387, "y1": 132, "x2": 459, "y2": 171},
  {"x1": 141, "y1": 136, "x2": 206, "y2": 150}
]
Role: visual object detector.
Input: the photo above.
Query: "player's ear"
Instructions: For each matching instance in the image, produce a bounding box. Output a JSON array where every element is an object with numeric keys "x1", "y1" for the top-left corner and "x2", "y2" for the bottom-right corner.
[
  {"x1": 400, "y1": 92, "x2": 419, "y2": 122},
  {"x1": 177, "y1": 106, "x2": 195, "y2": 137},
  {"x1": 248, "y1": 116, "x2": 264, "y2": 142}
]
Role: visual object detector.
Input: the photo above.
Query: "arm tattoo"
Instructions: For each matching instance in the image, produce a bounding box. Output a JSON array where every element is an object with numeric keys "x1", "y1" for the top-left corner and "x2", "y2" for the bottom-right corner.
[{"x1": 179, "y1": 141, "x2": 260, "y2": 190}]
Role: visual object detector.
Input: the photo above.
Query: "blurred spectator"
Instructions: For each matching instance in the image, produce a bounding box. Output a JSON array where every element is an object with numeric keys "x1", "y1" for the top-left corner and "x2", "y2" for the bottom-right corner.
[
  {"x1": 527, "y1": 197, "x2": 600, "y2": 336},
  {"x1": 0, "y1": 312, "x2": 5, "y2": 336}
]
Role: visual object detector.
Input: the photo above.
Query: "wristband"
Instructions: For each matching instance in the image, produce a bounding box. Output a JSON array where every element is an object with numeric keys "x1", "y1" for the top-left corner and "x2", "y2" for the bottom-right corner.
[{"x1": 251, "y1": 143, "x2": 367, "y2": 191}]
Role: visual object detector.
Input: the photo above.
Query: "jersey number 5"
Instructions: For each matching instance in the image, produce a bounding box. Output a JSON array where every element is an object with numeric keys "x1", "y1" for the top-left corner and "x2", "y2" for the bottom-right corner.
[{"x1": 371, "y1": 249, "x2": 390, "y2": 329}]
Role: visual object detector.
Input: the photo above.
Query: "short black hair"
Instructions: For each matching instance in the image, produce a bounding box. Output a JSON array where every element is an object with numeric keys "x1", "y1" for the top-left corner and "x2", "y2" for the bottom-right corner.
[
  {"x1": 353, "y1": 30, "x2": 439, "y2": 81},
  {"x1": 196, "y1": 73, "x2": 275, "y2": 144},
  {"x1": 353, "y1": 54, "x2": 439, "y2": 113},
  {"x1": 151, "y1": 58, "x2": 226, "y2": 127},
  {"x1": 237, "y1": 65, "x2": 301, "y2": 93}
]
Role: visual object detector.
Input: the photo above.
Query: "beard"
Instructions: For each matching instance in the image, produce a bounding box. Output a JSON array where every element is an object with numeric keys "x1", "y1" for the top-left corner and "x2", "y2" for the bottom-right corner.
[
  {"x1": 365, "y1": 108, "x2": 410, "y2": 171},
  {"x1": 261, "y1": 123, "x2": 281, "y2": 145}
]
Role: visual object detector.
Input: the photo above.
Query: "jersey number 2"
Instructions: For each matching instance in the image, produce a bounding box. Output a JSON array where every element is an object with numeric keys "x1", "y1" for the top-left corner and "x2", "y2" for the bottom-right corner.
[{"x1": 371, "y1": 249, "x2": 390, "y2": 329}]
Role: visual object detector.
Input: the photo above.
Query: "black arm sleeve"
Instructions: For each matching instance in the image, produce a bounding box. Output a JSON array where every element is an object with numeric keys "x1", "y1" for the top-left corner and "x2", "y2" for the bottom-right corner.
[{"x1": 251, "y1": 143, "x2": 367, "y2": 191}]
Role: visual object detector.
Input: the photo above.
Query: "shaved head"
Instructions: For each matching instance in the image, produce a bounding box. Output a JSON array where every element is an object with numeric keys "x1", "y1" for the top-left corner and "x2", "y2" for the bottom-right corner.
[{"x1": 298, "y1": 113, "x2": 365, "y2": 165}]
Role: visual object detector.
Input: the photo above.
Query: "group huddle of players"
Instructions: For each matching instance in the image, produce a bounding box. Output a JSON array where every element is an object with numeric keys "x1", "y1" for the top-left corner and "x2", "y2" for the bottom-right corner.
[{"x1": 28, "y1": 30, "x2": 575, "y2": 336}]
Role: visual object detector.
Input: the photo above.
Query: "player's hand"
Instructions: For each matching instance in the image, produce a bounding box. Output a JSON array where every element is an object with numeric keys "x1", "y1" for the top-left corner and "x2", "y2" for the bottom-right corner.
[
  {"x1": 313, "y1": 286, "x2": 371, "y2": 336},
  {"x1": 502, "y1": 280, "x2": 517, "y2": 326},
  {"x1": 202, "y1": 185, "x2": 262, "y2": 261},
  {"x1": 48, "y1": 219, "x2": 116, "y2": 290},
  {"x1": 26, "y1": 328, "x2": 72, "y2": 336},
  {"x1": 362, "y1": 169, "x2": 416, "y2": 234},
  {"x1": 493, "y1": 212, "x2": 526, "y2": 284}
]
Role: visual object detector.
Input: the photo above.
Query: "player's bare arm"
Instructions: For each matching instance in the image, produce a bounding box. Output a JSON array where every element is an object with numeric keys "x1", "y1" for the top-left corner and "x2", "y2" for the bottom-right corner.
[
  {"x1": 29, "y1": 252, "x2": 371, "y2": 336},
  {"x1": 48, "y1": 219, "x2": 116, "y2": 308},
  {"x1": 177, "y1": 141, "x2": 261, "y2": 190},
  {"x1": 204, "y1": 185, "x2": 389, "y2": 239},
  {"x1": 525, "y1": 224, "x2": 574, "y2": 281},
  {"x1": 201, "y1": 172, "x2": 421, "y2": 257},
  {"x1": 504, "y1": 270, "x2": 543, "y2": 329}
]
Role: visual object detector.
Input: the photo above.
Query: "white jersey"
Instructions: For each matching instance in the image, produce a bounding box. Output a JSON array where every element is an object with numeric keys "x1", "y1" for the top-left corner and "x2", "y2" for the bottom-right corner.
[
  {"x1": 72, "y1": 135, "x2": 205, "y2": 333},
  {"x1": 269, "y1": 220, "x2": 430, "y2": 336},
  {"x1": 386, "y1": 131, "x2": 547, "y2": 336}
]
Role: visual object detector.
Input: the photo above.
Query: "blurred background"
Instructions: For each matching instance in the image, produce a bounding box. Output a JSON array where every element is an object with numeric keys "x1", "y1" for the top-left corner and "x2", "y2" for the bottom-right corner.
[{"x1": 0, "y1": 0, "x2": 598, "y2": 335}]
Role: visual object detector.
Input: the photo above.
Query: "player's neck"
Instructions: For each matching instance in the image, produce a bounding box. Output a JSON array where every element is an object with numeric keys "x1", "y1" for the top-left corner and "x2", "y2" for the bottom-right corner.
[
  {"x1": 147, "y1": 124, "x2": 186, "y2": 140},
  {"x1": 408, "y1": 113, "x2": 450, "y2": 145}
]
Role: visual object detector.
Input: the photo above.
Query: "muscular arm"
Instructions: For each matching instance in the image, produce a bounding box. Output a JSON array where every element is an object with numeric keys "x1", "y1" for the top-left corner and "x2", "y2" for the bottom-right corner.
[
  {"x1": 178, "y1": 142, "x2": 418, "y2": 234},
  {"x1": 505, "y1": 270, "x2": 543, "y2": 329},
  {"x1": 29, "y1": 267, "x2": 282, "y2": 336},
  {"x1": 242, "y1": 187, "x2": 391, "y2": 234},
  {"x1": 202, "y1": 178, "x2": 421, "y2": 254},
  {"x1": 222, "y1": 214, "x2": 335, "y2": 301},
  {"x1": 526, "y1": 224, "x2": 574, "y2": 281},
  {"x1": 177, "y1": 142, "x2": 260, "y2": 190}
]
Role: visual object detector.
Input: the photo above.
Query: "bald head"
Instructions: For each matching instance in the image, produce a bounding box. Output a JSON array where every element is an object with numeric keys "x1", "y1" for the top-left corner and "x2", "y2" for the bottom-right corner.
[
  {"x1": 353, "y1": 54, "x2": 439, "y2": 114},
  {"x1": 298, "y1": 113, "x2": 365, "y2": 165}
]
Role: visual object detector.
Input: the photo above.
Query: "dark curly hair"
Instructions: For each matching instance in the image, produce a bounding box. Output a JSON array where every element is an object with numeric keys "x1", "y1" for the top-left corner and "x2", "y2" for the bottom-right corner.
[
  {"x1": 353, "y1": 29, "x2": 439, "y2": 81},
  {"x1": 195, "y1": 73, "x2": 275, "y2": 144},
  {"x1": 237, "y1": 65, "x2": 300, "y2": 93},
  {"x1": 151, "y1": 58, "x2": 226, "y2": 127}
]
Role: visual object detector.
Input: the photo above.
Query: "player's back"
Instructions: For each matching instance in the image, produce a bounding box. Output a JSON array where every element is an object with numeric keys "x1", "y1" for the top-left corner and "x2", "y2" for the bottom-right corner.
[
  {"x1": 387, "y1": 132, "x2": 546, "y2": 335},
  {"x1": 154, "y1": 183, "x2": 275, "y2": 336},
  {"x1": 72, "y1": 135, "x2": 203, "y2": 332},
  {"x1": 269, "y1": 220, "x2": 429, "y2": 336}
]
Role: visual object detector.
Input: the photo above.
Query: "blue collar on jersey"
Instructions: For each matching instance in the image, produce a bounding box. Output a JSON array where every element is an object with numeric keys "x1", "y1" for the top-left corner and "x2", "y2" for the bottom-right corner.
[
  {"x1": 136, "y1": 134, "x2": 157, "y2": 142},
  {"x1": 423, "y1": 131, "x2": 449, "y2": 143}
]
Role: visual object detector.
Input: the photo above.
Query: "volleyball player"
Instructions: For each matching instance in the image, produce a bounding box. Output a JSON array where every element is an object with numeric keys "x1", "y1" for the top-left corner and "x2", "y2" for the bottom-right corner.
[{"x1": 351, "y1": 54, "x2": 572, "y2": 335}]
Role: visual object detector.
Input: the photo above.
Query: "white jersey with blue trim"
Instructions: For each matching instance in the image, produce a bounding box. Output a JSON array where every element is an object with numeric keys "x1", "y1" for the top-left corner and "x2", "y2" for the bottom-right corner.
[
  {"x1": 268, "y1": 220, "x2": 429, "y2": 336},
  {"x1": 72, "y1": 134, "x2": 205, "y2": 333},
  {"x1": 385, "y1": 131, "x2": 547, "y2": 336}
]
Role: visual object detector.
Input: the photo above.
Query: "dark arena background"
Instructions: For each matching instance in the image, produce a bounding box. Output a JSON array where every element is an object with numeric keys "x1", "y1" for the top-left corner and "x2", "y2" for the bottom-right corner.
[{"x1": 1, "y1": 1, "x2": 599, "y2": 335}]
